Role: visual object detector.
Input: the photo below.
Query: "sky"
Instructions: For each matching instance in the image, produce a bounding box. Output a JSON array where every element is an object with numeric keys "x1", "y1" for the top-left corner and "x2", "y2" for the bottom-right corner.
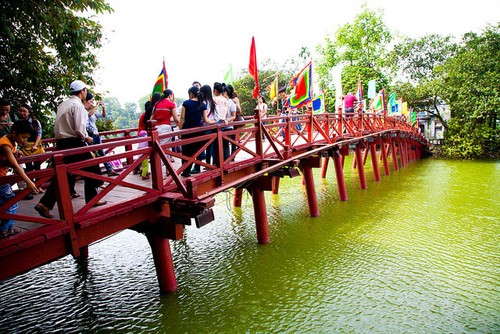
[{"x1": 93, "y1": 0, "x2": 500, "y2": 104}]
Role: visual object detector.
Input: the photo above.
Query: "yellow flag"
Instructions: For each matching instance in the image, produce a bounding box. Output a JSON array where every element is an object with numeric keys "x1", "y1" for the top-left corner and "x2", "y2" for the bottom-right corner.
[
  {"x1": 402, "y1": 101, "x2": 408, "y2": 116},
  {"x1": 268, "y1": 75, "x2": 278, "y2": 101}
]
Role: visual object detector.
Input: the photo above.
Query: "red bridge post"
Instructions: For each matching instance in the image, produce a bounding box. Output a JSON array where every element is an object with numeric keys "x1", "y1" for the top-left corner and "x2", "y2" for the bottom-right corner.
[
  {"x1": 146, "y1": 233, "x2": 177, "y2": 293},
  {"x1": 380, "y1": 139, "x2": 390, "y2": 176},
  {"x1": 271, "y1": 176, "x2": 280, "y2": 195},
  {"x1": 369, "y1": 141, "x2": 381, "y2": 182},
  {"x1": 390, "y1": 137, "x2": 399, "y2": 171},
  {"x1": 321, "y1": 156, "x2": 329, "y2": 179},
  {"x1": 249, "y1": 184, "x2": 270, "y2": 244},
  {"x1": 354, "y1": 145, "x2": 367, "y2": 190},
  {"x1": 333, "y1": 150, "x2": 348, "y2": 201},
  {"x1": 302, "y1": 162, "x2": 319, "y2": 217},
  {"x1": 233, "y1": 187, "x2": 243, "y2": 207}
]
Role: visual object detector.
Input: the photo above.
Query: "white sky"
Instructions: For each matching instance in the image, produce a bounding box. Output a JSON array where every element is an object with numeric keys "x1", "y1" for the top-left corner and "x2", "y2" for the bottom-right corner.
[{"x1": 93, "y1": 0, "x2": 500, "y2": 104}]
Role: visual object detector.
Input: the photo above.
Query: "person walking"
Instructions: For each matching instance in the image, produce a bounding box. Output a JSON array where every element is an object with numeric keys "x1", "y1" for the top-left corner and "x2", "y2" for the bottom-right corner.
[{"x1": 35, "y1": 80, "x2": 105, "y2": 218}]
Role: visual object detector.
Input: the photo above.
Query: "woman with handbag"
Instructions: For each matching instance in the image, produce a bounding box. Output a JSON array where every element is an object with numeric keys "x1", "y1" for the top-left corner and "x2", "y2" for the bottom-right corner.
[
  {"x1": 17, "y1": 103, "x2": 45, "y2": 173},
  {"x1": 16, "y1": 103, "x2": 45, "y2": 198}
]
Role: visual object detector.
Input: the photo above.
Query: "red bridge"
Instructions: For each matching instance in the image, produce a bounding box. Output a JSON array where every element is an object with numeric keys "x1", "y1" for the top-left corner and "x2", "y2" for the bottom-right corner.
[{"x1": 0, "y1": 111, "x2": 428, "y2": 292}]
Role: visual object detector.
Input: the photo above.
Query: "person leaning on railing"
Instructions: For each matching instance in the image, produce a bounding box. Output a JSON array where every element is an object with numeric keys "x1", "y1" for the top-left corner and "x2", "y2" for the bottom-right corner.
[
  {"x1": 0, "y1": 120, "x2": 40, "y2": 238},
  {"x1": 34, "y1": 80, "x2": 106, "y2": 219}
]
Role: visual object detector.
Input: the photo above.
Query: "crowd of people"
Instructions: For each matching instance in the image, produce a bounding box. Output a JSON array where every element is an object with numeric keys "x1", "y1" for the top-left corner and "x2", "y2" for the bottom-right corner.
[
  {"x1": 136, "y1": 81, "x2": 244, "y2": 177},
  {"x1": 2, "y1": 76, "x2": 332, "y2": 238},
  {"x1": 0, "y1": 79, "x2": 260, "y2": 238}
]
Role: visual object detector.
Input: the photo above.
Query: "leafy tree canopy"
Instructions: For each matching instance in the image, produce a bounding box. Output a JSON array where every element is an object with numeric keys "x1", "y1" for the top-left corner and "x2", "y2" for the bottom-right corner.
[
  {"x1": 0, "y1": 0, "x2": 113, "y2": 134},
  {"x1": 437, "y1": 24, "x2": 500, "y2": 158},
  {"x1": 316, "y1": 4, "x2": 391, "y2": 105}
]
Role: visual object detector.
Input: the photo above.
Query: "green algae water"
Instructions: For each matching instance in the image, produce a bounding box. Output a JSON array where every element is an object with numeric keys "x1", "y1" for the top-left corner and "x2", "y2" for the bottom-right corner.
[{"x1": 0, "y1": 158, "x2": 499, "y2": 333}]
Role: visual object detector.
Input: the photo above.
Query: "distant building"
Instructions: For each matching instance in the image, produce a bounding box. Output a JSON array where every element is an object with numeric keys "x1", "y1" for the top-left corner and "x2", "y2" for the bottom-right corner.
[{"x1": 416, "y1": 100, "x2": 450, "y2": 144}]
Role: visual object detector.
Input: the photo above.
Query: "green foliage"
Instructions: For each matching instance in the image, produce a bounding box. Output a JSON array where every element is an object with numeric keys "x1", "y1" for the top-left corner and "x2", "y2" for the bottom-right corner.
[
  {"x1": 334, "y1": 4, "x2": 391, "y2": 69},
  {"x1": 316, "y1": 5, "x2": 391, "y2": 107},
  {"x1": 102, "y1": 97, "x2": 139, "y2": 130},
  {"x1": 387, "y1": 34, "x2": 457, "y2": 82},
  {"x1": 0, "y1": 0, "x2": 113, "y2": 137},
  {"x1": 438, "y1": 24, "x2": 500, "y2": 159},
  {"x1": 442, "y1": 119, "x2": 498, "y2": 159}
]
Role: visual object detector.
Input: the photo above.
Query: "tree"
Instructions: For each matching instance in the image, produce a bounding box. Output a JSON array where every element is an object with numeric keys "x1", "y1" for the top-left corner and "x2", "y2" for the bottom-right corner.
[
  {"x1": 387, "y1": 34, "x2": 458, "y2": 129},
  {"x1": 316, "y1": 5, "x2": 392, "y2": 105},
  {"x1": 0, "y1": 0, "x2": 113, "y2": 135},
  {"x1": 437, "y1": 24, "x2": 500, "y2": 159},
  {"x1": 334, "y1": 4, "x2": 391, "y2": 70},
  {"x1": 388, "y1": 34, "x2": 458, "y2": 82}
]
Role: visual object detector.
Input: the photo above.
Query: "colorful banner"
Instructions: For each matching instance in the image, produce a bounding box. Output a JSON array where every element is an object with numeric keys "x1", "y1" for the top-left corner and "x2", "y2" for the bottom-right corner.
[
  {"x1": 152, "y1": 58, "x2": 168, "y2": 96},
  {"x1": 371, "y1": 90, "x2": 385, "y2": 113},
  {"x1": 312, "y1": 94, "x2": 325, "y2": 114},
  {"x1": 288, "y1": 61, "x2": 312, "y2": 108}
]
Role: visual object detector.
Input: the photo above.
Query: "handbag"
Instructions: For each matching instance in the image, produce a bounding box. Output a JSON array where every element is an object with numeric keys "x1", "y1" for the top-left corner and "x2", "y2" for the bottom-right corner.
[
  {"x1": 235, "y1": 113, "x2": 245, "y2": 122},
  {"x1": 20, "y1": 142, "x2": 45, "y2": 156}
]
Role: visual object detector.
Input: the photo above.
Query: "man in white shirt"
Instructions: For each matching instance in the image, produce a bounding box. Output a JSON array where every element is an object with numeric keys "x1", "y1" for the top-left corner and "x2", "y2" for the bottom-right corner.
[{"x1": 35, "y1": 80, "x2": 106, "y2": 218}]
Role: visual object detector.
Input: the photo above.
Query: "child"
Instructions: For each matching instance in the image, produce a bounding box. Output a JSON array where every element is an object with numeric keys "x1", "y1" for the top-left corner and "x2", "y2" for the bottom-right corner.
[
  {"x1": 0, "y1": 120, "x2": 40, "y2": 238},
  {"x1": 137, "y1": 130, "x2": 150, "y2": 180}
]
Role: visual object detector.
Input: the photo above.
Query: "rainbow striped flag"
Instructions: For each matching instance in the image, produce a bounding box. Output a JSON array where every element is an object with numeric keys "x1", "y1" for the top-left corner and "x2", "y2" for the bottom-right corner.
[
  {"x1": 289, "y1": 61, "x2": 312, "y2": 108},
  {"x1": 152, "y1": 58, "x2": 168, "y2": 96}
]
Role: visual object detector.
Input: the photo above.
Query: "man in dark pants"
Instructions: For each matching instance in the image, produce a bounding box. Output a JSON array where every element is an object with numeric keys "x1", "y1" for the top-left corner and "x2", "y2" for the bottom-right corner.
[{"x1": 35, "y1": 80, "x2": 105, "y2": 218}]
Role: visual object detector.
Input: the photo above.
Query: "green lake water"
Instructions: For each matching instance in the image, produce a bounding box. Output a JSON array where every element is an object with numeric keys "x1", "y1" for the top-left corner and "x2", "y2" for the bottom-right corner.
[{"x1": 0, "y1": 157, "x2": 499, "y2": 333}]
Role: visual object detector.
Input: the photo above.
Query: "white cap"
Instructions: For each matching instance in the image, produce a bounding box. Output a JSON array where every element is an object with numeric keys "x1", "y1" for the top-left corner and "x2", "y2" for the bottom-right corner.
[{"x1": 69, "y1": 80, "x2": 87, "y2": 92}]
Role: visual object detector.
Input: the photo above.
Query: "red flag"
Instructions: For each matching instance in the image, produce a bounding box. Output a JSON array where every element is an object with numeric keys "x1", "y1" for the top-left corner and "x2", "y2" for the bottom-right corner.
[{"x1": 248, "y1": 37, "x2": 259, "y2": 99}]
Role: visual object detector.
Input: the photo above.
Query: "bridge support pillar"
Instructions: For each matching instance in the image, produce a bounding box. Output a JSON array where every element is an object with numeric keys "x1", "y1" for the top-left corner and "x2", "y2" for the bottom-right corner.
[
  {"x1": 333, "y1": 151, "x2": 348, "y2": 201},
  {"x1": 380, "y1": 141, "x2": 390, "y2": 176},
  {"x1": 146, "y1": 234, "x2": 177, "y2": 293},
  {"x1": 354, "y1": 146, "x2": 367, "y2": 190},
  {"x1": 390, "y1": 138, "x2": 399, "y2": 171},
  {"x1": 321, "y1": 156, "x2": 329, "y2": 179},
  {"x1": 369, "y1": 142, "x2": 381, "y2": 182},
  {"x1": 249, "y1": 186, "x2": 270, "y2": 244},
  {"x1": 399, "y1": 139, "x2": 406, "y2": 168},
  {"x1": 233, "y1": 187, "x2": 243, "y2": 207},
  {"x1": 302, "y1": 164, "x2": 319, "y2": 217},
  {"x1": 271, "y1": 176, "x2": 280, "y2": 195},
  {"x1": 77, "y1": 245, "x2": 89, "y2": 259}
]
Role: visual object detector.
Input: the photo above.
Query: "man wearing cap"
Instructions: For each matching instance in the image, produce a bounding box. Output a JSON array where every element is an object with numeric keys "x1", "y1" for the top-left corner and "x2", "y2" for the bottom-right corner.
[{"x1": 35, "y1": 80, "x2": 106, "y2": 218}]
